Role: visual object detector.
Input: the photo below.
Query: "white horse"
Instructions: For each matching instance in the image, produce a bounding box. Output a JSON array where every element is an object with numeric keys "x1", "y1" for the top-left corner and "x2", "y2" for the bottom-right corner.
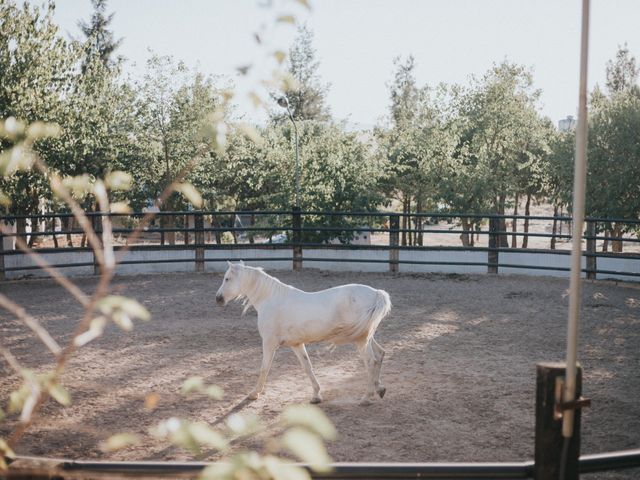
[{"x1": 215, "y1": 261, "x2": 391, "y2": 405}]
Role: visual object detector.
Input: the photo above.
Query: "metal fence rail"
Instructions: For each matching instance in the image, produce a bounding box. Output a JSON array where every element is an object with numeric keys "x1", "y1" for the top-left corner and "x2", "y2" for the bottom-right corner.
[{"x1": 1, "y1": 210, "x2": 639, "y2": 279}]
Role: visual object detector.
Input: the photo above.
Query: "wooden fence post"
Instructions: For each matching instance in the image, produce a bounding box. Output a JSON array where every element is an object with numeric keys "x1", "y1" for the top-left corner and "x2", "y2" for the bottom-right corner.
[
  {"x1": 586, "y1": 221, "x2": 596, "y2": 280},
  {"x1": 535, "y1": 362, "x2": 583, "y2": 480},
  {"x1": 488, "y1": 217, "x2": 499, "y2": 274},
  {"x1": 194, "y1": 212, "x2": 204, "y2": 273},
  {"x1": 389, "y1": 214, "x2": 400, "y2": 273},
  {"x1": 292, "y1": 207, "x2": 302, "y2": 271}
]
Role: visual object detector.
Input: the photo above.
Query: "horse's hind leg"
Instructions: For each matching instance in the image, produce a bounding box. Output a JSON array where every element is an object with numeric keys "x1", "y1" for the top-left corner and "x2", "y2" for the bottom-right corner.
[
  {"x1": 356, "y1": 339, "x2": 378, "y2": 405},
  {"x1": 291, "y1": 344, "x2": 322, "y2": 404},
  {"x1": 371, "y1": 338, "x2": 386, "y2": 398}
]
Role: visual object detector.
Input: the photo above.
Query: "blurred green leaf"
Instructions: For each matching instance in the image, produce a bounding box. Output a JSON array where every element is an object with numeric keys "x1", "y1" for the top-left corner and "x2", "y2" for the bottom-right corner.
[
  {"x1": 181, "y1": 376, "x2": 204, "y2": 395},
  {"x1": 0, "y1": 145, "x2": 35, "y2": 176},
  {"x1": 26, "y1": 121, "x2": 60, "y2": 140},
  {"x1": 294, "y1": 0, "x2": 312, "y2": 10},
  {"x1": 226, "y1": 413, "x2": 260, "y2": 436},
  {"x1": 282, "y1": 427, "x2": 332, "y2": 471},
  {"x1": 48, "y1": 383, "x2": 71, "y2": 406},
  {"x1": 204, "y1": 385, "x2": 224, "y2": 400},
  {"x1": 0, "y1": 117, "x2": 26, "y2": 141},
  {"x1": 188, "y1": 422, "x2": 228, "y2": 450},
  {"x1": 277, "y1": 15, "x2": 296, "y2": 24},
  {"x1": 101, "y1": 433, "x2": 140, "y2": 452},
  {"x1": 105, "y1": 171, "x2": 133, "y2": 191},
  {"x1": 175, "y1": 183, "x2": 203, "y2": 208},
  {"x1": 282, "y1": 404, "x2": 336, "y2": 440},
  {"x1": 264, "y1": 456, "x2": 311, "y2": 480},
  {"x1": 273, "y1": 50, "x2": 286, "y2": 65},
  {"x1": 110, "y1": 201, "x2": 132, "y2": 214}
]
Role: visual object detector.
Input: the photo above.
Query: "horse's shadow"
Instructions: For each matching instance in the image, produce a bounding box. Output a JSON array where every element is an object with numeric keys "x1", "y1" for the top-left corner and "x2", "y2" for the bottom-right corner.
[{"x1": 210, "y1": 395, "x2": 253, "y2": 427}]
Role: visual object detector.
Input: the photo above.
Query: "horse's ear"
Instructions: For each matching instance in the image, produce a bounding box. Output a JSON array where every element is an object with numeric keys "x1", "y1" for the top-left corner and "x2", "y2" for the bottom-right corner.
[
  {"x1": 227, "y1": 261, "x2": 233, "y2": 269},
  {"x1": 239, "y1": 259, "x2": 245, "y2": 266}
]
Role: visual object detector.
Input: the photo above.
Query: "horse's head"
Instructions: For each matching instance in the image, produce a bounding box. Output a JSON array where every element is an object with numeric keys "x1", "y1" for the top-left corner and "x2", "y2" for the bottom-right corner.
[{"x1": 215, "y1": 260, "x2": 245, "y2": 306}]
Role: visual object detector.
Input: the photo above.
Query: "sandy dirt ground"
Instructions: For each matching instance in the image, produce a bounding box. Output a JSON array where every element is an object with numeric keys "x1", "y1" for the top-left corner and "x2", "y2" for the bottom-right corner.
[{"x1": 1, "y1": 270, "x2": 639, "y2": 477}]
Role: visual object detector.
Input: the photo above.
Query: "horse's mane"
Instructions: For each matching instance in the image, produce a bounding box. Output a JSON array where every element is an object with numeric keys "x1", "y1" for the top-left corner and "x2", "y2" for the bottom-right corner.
[{"x1": 238, "y1": 265, "x2": 290, "y2": 314}]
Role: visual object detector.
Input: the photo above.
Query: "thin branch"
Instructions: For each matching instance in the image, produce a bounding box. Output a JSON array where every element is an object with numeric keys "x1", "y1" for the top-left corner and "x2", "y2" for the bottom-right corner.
[
  {"x1": 0, "y1": 295, "x2": 62, "y2": 357},
  {"x1": 0, "y1": 344, "x2": 23, "y2": 374},
  {"x1": 33, "y1": 158, "x2": 105, "y2": 269},
  {"x1": 1, "y1": 226, "x2": 89, "y2": 308}
]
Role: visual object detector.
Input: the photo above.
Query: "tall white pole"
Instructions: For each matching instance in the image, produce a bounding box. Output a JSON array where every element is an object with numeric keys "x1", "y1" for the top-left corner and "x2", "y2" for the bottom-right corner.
[{"x1": 563, "y1": 0, "x2": 590, "y2": 439}]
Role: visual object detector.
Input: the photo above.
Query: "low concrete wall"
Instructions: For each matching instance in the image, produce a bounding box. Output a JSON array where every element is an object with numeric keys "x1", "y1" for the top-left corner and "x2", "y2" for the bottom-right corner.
[
  {"x1": 4, "y1": 251, "x2": 93, "y2": 279},
  {"x1": 2, "y1": 247, "x2": 639, "y2": 282}
]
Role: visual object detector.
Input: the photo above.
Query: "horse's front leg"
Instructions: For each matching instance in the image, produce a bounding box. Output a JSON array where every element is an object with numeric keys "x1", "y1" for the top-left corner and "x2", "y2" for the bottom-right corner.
[
  {"x1": 249, "y1": 336, "x2": 278, "y2": 400},
  {"x1": 291, "y1": 344, "x2": 322, "y2": 404}
]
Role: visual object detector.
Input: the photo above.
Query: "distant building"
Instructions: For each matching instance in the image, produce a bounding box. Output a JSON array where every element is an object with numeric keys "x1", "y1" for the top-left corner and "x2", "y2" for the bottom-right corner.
[{"x1": 558, "y1": 115, "x2": 576, "y2": 132}]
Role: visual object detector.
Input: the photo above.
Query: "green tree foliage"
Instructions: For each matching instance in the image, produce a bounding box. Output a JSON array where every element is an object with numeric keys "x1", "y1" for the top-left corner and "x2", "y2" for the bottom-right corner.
[
  {"x1": 0, "y1": 0, "x2": 76, "y2": 220},
  {"x1": 605, "y1": 44, "x2": 639, "y2": 95},
  {"x1": 77, "y1": 0, "x2": 123, "y2": 71},
  {"x1": 278, "y1": 25, "x2": 330, "y2": 122}
]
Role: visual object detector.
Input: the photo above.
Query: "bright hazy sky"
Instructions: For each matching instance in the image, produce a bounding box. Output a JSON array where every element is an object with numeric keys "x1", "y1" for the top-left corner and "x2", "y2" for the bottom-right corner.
[{"x1": 49, "y1": 0, "x2": 640, "y2": 129}]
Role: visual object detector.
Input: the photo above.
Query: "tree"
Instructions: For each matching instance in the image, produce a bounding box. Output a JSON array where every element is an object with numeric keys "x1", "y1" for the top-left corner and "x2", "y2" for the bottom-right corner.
[
  {"x1": 451, "y1": 62, "x2": 546, "y2": 246},
  {"x1": 278, "y1": 25, "x2": 330, "y2": 122},
  {"x1": 0, "y1": 0, "x2": 77, "y2": 240},
  {"x1": 77, "y1": 0, "x2": 123, "y2": 71},
  {"x1": 587, "y1": 87, "x2": 640, "y2": 252},
  {"x1": 605, "y1": 44, "x2": 639, "y2": 95}
]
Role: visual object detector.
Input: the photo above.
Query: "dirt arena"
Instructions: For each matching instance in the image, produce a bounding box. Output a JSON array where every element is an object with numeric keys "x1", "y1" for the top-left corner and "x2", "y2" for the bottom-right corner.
[{"x1": 1, "y1": 270, "x2": 639, "y2": 475}]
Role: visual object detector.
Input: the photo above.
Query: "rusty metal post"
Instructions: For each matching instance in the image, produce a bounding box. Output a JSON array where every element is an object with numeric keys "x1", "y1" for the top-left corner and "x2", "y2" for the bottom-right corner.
[
  {"x1": 389, "y1": 214, "x2": 400, "y2": 273},
  {"x1": 488, "y1": 217, "x2": 499, "y2": 274},
  {"x1": 292, "y1": 207, "x2": 302, "y2": 271},
  {"x1": 535, "y1": 362, "x2": 584, "y2": 480},
  {"x1": 586, "y1": 221, "x2": 596, "y2": 280},
  {"x1": 194, "y1": 212, "x2": 204, "y2": 273}
]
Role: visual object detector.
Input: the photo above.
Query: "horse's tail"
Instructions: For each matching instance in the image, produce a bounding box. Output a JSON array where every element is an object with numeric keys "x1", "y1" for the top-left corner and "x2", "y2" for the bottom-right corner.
[{"x1": 362, "y1": 289, "x2": 392, "y2": 343}]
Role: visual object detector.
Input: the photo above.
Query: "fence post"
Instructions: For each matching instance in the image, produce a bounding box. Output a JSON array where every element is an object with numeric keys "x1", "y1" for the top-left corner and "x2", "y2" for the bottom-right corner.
[
  {"x1": 292, "y1": 207, "x2": 302, "y2": 271},
  {"x1": 535, "y1": 362, "x2": 583, "y2": 480},
  {"x1": 389, "y1": 214, "x2": 400, "y2": 273},
  {"x1": 93, "y1": 213, "x2": 102, "y2": 275},
  {"x1": 586, "y1": 221, "x2": 596, "y2": 280},
  {"x1": 0, "y1": 227, "x2": 5, "y2": 281},
  {"x1": 488, "y1": 217, "x2": 499, "y2": 274},
  {"x1": 194, "y1": 212, "x2": 204, "y2": 273}
]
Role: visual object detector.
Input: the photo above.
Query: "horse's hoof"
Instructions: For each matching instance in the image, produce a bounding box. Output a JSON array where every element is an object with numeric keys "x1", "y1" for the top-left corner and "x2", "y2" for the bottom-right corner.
[
  {"x1": 310, "y1": 396, "x2": 322, "y2": 404},
  {"x1": 248, "y1": 392, "x2": 260, "y2": 400},
  {"x1": 377, "y1": 386, "x2": 386, "y2": 399}
]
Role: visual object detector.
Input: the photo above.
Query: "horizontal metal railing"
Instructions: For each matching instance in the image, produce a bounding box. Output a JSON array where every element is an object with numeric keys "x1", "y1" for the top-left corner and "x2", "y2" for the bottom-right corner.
[{"x1": 1, "y1": 210, "x2": 639, "y2": 279}]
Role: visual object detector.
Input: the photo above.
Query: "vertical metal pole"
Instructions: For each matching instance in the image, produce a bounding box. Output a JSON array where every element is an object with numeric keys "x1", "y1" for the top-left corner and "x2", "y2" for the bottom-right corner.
[
  {"x1": 0, "y1": 226, "x2": 5, "y2": 281},
  {"x1": 292, "y1": 207, "x2": 302, "y2": 271},
  {"x1": 586, "y1": 221, "x2": 596, "y2": 280},
  {"x1": 389, "y1": 214, "x2": 400, "y2": 273},
  {"x1": 488, "y1": 217, "x2": 499, "y2": 274},
  {"x1": 564, "y1": 0, "x2": 590, "y2": 439},
  {"x1": 194, "y1": 212, "x2": 204, "y2": 273}
]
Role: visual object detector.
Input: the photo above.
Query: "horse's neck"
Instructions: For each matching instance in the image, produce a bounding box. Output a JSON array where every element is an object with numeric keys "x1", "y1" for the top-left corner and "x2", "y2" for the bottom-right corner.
[{"x1": 243, "y1": 268, "x2": 288, "y2": 308}]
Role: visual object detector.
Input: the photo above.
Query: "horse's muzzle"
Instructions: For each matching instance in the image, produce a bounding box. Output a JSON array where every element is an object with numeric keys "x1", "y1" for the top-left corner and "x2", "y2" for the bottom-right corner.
[{"x1": 215, "y1": 294, "x2": 225, "y2": 306}]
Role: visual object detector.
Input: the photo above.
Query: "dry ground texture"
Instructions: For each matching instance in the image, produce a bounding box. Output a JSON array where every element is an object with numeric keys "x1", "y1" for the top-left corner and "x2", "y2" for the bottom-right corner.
[{"x1": 1, "y1": 270, "x2": 639, "y2": 477}]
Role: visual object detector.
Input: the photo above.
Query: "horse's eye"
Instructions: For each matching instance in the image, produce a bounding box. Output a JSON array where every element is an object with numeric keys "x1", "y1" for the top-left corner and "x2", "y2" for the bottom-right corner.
[{"x1": 225, "y1": 278, "x2": 229, "y2": 282}]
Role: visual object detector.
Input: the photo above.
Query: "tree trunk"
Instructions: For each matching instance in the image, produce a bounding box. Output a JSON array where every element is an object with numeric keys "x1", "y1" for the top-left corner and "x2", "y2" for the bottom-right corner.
[
  {"x1": 602, "y1": 228, "x2": 609, "y2": 252},
  {"x1": 522, "y1": 194, "x2": 531, "y2": 249},
  {"x1": 51, "y1": 217, "x2": 59, "y2": 248},
  {"x1": 511, "y1": 193, "x2": 519, "y2": 249},
  {"x1": 551, "y1": 205, "x2": 558, "y2": 250},
  {"x1": 16, "y1": 218, "x2": 26, "y2": 247},
  {"x1": 611, "y1": 223, "x2": 623, "y2": 253},
  {"x1": 249, "y1": 214, "x2": 255, "y2": 245},
  {"x1": 497, "y1": 195, "x2": 509, "y2": 248},
  {"x1": 460, "y1": 217, "x2": 471, "y2": 247},
  {"x1": 64, "y1": 217, "x2": 73, "y2": 247}
]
